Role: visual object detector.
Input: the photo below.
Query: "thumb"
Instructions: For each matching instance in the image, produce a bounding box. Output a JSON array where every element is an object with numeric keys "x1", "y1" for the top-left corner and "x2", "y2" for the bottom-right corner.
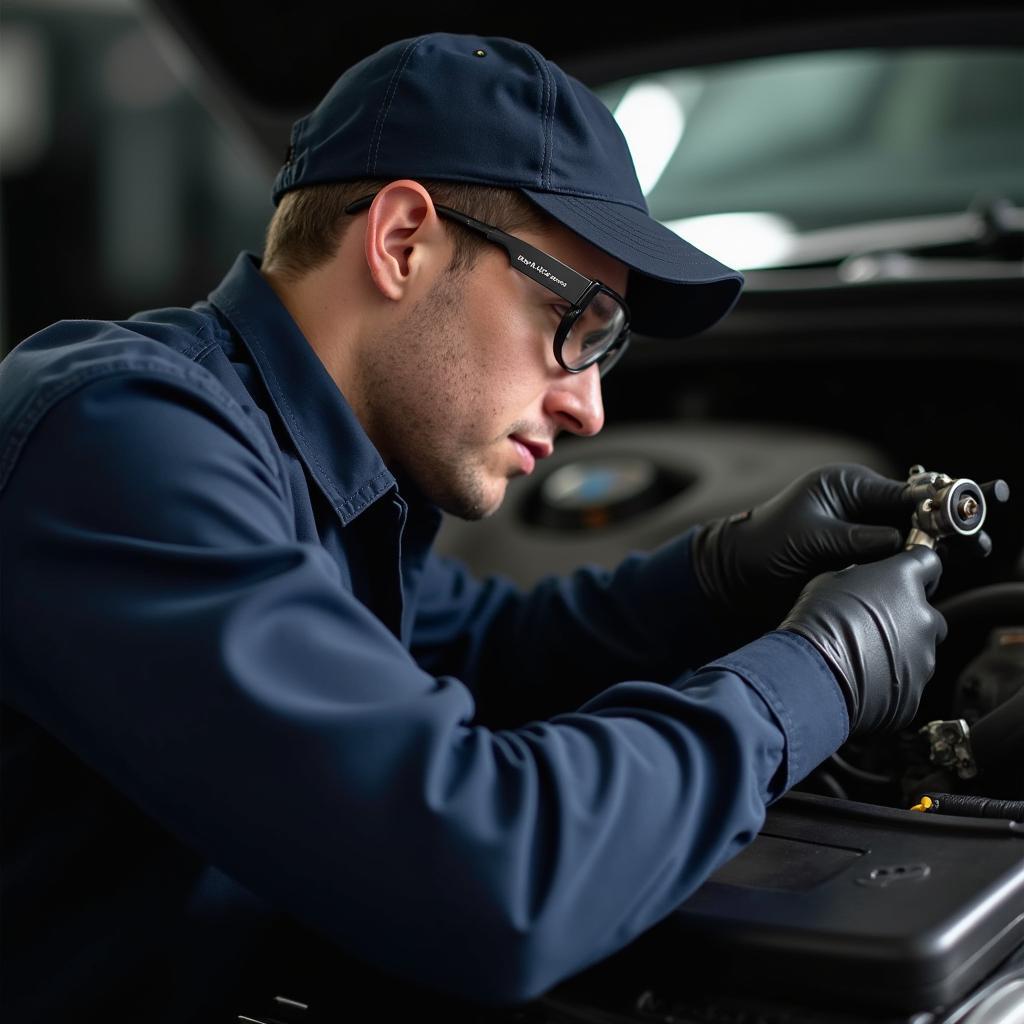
[
  {"x1": 903, "y1": 544, "x2": 944, "y2": 596},
  {"x1": 845, "y1": 523, "x2": 904, "y2": 561}
]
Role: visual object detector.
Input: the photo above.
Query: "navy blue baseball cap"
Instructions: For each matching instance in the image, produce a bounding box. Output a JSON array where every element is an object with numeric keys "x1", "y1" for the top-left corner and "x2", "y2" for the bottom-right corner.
[{"x1": 272, "y1": 32, "x2": 744, "y2": 339}]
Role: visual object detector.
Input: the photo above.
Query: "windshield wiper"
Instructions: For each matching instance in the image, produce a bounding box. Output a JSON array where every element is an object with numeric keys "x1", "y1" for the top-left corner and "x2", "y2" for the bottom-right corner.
[{"x1": 748, "y1": 195, "x2": 1024, "y2": 288}]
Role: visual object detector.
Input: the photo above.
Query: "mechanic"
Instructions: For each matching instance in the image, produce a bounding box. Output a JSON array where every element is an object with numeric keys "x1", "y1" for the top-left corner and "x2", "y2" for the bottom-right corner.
[{"x1": 0, "y1": 31, "x2": 947, "y2": 1022}]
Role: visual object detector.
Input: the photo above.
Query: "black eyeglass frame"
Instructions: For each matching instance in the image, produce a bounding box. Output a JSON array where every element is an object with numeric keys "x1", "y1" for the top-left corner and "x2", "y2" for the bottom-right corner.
[{"x1": 344, "y1": 195, "x2": 632, "y2": 377}]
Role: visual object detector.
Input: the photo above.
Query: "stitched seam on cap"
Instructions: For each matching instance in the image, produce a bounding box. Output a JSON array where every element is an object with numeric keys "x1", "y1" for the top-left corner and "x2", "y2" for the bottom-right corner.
[
  {"x1": 520, "y1": 43, "x2": 552, "y2": 189},
  {"x1": 560, "y1": 196, "x2": 685, "y2": 261},
  {"x1": 561, "y1": 195, "x2": 730, "y2": 274},
  {"x1": 531, "y1": 183, "x2": 648, "y2": 204},
  {"x1": 285, "y1": 119, "x2": 300, "y2": 173},
  {"x1": 563, "y1": 195, "x2": 673, "y2": 248},
  {"x1": 369, "y1": 37, "x2": 424, "y2": 176},
  {"x1": 277, "y1": 120, "x2": 305, "y2": 194},
  {"x1": 545, "y1": 59, "x2": 556, "y2": 189}
]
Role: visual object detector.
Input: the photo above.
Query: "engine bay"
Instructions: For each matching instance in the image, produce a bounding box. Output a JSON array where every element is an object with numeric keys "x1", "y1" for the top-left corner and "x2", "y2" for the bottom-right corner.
[{"x1": 424, "y1": 435, "x2": 1024, "y2": 1024}]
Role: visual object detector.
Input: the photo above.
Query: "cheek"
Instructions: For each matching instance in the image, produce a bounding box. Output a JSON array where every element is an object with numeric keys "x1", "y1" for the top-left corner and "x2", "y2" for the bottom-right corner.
[
  {"x1": 477, "y1": 329, "x2": 543, "y2": 428},
  {"x1": 473, "y1": 299, "x2": 552, "y2": 390},
  {"x1": 457, "y1": 271, "x2": 555, "y2": 428}
]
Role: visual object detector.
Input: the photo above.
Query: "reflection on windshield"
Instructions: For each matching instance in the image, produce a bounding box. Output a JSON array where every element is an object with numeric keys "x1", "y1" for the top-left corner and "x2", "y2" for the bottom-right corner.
[{"x1": 599, "y1": 48, "x2": 1024, "y2": 269}]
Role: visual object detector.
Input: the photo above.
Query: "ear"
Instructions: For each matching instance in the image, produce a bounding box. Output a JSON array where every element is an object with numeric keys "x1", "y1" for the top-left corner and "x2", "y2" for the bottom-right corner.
[{"x1": 361, "y1": 180, "x2": 449, "y2": 301}]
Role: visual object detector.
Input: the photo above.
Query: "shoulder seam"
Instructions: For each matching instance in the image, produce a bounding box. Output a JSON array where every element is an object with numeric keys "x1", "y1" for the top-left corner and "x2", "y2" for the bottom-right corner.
[{"x1": 0, "y1": 356, "x2": 277, "y2": 494}]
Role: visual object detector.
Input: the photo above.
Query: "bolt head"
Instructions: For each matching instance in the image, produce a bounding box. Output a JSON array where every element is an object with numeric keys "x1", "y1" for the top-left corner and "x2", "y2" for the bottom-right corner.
[{"x1": 959, "y1": 496, "x2": 979, "y2": 519}]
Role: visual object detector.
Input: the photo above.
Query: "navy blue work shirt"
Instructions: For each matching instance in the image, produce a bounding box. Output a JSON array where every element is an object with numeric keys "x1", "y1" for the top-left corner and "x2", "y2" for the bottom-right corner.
[{"x1": 0, "y1": 252, "x2": 848, "y2": 1021}]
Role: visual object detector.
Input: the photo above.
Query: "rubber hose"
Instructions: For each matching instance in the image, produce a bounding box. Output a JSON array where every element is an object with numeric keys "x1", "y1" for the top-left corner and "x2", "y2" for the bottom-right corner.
[
  {"x1": 972, "y1": 684, "x2": 1024, "y2": 772},
  {"x1": 924, "y1": 793, "x2": 1024, "y2": 819},
  {"x1": 936, "y1": 583, "x2": 1024, "y2": 624}
]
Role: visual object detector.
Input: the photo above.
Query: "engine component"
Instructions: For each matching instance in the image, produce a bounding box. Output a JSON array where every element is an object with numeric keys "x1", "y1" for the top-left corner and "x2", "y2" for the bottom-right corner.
[
  {"x1": 903, "y1": 464, "x2": 1010, "y2": 554},
  {"x1": 920, "y1": 718, "x2": 978, "y2": 779},
  {"x1": 910, "y1": 793, "x2": 1024, "y2": 820}
]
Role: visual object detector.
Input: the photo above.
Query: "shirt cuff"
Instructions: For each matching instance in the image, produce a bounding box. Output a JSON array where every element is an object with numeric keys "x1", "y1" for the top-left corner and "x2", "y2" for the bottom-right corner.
[{"x1": 704, "y1": 630, "x2": 850, "y2": 792}]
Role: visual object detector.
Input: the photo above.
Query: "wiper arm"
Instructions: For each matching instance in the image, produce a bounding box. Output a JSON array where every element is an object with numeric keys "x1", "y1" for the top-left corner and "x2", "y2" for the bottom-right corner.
[
  {"x1": 837, "y1": 196, "x2": 1023, "y2": 283},
  {"x1": 741, "y1": 195, "x2": 1024, "y2": 287},
  {"x1": 786, "y1": 194, "x2": 1024, "y2": 267}
]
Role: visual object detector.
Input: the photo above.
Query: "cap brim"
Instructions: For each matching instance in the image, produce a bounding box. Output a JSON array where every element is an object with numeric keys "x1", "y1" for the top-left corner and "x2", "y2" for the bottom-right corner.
[{"x1": 521, "y1": 190, "x2": 744, "y2": 339}]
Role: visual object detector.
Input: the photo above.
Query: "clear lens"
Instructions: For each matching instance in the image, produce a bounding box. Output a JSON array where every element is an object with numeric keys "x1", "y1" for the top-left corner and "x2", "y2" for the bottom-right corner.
[
  {"x1": 560, "y1": 288, "x2": 628, "y2": 370},
  {"x1": 597, "y1": 334, "x2": 630, "y2": 378}
]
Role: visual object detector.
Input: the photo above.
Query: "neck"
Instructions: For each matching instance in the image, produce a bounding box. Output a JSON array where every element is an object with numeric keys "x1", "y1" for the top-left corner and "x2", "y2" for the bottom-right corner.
[
  {"x1": 260, "y1": 258, "x2": 396, "y2": 462},
  {"x1": 261, "y1": 263, "x2": 357, "y2": 389}
]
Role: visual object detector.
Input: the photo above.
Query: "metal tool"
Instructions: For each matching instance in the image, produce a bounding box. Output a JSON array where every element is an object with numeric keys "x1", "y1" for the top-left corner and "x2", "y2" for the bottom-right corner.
[
  {"x1": 907, "y1": 466, "x2": 1011, "y2": 766},
  {"x1": 903, "y1": 465, "x2": 1009, "y2": 555}
]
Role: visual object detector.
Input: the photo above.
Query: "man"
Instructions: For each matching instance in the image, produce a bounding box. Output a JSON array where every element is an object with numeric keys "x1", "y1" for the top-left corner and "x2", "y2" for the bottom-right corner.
[{"x1": 0, "y1": 32, "x2": 945, "y2": 1021}]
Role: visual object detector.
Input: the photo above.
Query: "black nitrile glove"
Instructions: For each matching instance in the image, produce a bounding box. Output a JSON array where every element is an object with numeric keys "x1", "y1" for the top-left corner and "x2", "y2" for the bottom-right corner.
[
  {"x1": 779, "y1": 547, "x2": 948, "y2": 735},
  {"x1": 691, "y1": 463, "x2": 916, "y2": 631}
]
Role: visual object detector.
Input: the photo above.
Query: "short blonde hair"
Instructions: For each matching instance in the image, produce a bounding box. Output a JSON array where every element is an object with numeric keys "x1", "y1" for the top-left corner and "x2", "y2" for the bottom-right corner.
[{"x1": 262, "y1": 178, "x2": 554, "y2": 281}]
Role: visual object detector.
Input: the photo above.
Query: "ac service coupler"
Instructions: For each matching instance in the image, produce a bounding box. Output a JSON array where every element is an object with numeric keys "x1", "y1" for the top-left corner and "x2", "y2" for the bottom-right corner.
[
  {"x1": 903, "y1": 464, "x2": 1009, "y2": 556},
  {"x1": 901, "y1": 465, "x2": 1016, "y2": 798}
]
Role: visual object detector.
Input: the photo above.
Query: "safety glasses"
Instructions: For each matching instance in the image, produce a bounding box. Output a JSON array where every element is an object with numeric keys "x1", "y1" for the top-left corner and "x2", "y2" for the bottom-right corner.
[{"x1": 344, "y1": 195, "x2": 632, "y2": 377}]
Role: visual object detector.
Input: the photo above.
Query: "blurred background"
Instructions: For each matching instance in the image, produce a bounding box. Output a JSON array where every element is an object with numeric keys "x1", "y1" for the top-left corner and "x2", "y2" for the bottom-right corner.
[
  {"x1": 2, "y1": 11, "x2": 1021, "y2": 1016},
  {"x1": 3, "y1": 1, "x2": 1020, "y2": 355},
  {"x1": 2, "y1": 1, "x2": 1021, "y2": 589},
  {"x1": 1, "y1": 0, "x2": 273, "y2": 357}
]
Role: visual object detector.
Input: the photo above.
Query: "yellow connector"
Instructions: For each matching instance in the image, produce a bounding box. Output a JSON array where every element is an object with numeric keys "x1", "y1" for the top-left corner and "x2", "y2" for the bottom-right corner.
[{"x1": 910, "y1": 796, "x2": 934, "y2": 812}]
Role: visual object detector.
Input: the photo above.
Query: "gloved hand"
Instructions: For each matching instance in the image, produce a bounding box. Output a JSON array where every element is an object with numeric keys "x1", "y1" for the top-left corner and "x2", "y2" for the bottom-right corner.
[
  {"x1": 691, "y1": 463, "x2": 915, "y2": 629},
  {"x1": 779, "y1": 547, "x2": 948, "y2": 735}
]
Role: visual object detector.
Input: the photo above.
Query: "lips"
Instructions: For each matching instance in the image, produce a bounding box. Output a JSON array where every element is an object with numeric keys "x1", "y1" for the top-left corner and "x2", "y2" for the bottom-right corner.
[{"x1": 510, "y1": 435, "x2": 552, "y2": 475}]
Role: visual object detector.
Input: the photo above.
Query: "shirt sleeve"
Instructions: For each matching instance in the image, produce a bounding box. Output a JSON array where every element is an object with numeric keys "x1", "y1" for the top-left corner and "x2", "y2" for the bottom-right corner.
[
  {"x1": 0, "y1": 370, "x2": 849, "y2": 1006},
  {"x1": 410, "y1": 536, "x2": 752, "y2": 728}
]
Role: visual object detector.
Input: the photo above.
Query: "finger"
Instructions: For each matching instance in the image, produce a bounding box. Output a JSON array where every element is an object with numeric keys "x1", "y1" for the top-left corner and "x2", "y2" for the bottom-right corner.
[
  {"x1": 846, "y1": 523, "x2": 904, "y2": 561},
  {"x1": 844, "y1": 465, "x2": 917, "y2": 518},
  {"x1": 903, "y1": 544, "x2": 944, "y2": 592}
]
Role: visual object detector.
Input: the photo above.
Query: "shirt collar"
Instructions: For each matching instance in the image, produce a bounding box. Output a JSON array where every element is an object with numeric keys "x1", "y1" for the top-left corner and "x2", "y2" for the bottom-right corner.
[{"x1": 206, "y1": 251, "x2": 396, "y2": 525}]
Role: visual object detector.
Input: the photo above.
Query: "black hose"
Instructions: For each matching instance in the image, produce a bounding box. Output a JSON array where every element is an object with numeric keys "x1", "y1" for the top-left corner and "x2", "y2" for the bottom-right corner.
[
  {"x1": 829, "y1": 752, "x2": 893, "y2": 786},
  {"x1": 933, "y1": 583, "x2": 1023, "y2": 770},
  {"x1": 920, "y1": 792, "x2": 1024, "y2": 820},
  {"x1": 808, "y1": 771, "x2": 847, "y2": 800},
  {"x1": 936, "y1": 583, "x2": 1024, "y2": 624},
  {"x1": 972, "y1": 684, "x2": 1024, "y2": 773}
]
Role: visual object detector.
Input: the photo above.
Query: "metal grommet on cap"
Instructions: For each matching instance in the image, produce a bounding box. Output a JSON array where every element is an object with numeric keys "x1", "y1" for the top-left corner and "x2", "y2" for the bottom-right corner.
[{"x1": 472, "y1": 49, "x2": 487, "y2": 57}]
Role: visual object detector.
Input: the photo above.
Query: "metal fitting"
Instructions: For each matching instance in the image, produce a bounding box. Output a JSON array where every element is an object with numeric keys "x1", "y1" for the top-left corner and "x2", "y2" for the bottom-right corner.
[{"x1": 919, "y1": 719, "x2": 978, "y2": 779}]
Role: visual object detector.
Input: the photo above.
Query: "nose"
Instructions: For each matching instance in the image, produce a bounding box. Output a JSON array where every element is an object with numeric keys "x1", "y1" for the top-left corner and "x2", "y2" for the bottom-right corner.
[{"x1": 543, "y1": 363, "x2": 605, "y2": 437}]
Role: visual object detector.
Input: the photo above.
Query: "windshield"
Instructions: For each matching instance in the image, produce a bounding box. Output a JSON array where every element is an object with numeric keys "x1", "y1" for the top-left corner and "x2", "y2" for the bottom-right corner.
[{"x1": 595, "y1": 48, "x2": 1024, "y2": 270}]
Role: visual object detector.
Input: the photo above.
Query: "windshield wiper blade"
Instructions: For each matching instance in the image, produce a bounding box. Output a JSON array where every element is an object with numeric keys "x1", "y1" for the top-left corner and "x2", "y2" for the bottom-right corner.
[{"x1": 778, "y1": 194, "x2": 1024, "y2": 270}]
